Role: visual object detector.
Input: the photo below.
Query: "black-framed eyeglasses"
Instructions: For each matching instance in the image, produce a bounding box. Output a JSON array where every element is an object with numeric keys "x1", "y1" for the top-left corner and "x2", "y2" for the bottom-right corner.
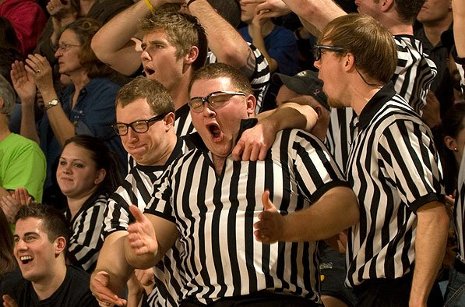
[
  {"x1": 313, "y1": 45, "x2": 346, "y2": 61},
  {"x1": 188, "y1": 91, "x2": 246, "y2": 113},
  {"x1": 112, "y1": 113, "x2": 166, "y2": 136}
]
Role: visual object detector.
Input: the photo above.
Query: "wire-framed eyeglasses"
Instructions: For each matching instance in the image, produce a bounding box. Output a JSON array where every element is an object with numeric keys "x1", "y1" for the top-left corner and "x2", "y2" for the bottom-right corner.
[
  {"x1": 313, "y1": 45, "x2": 346, "y2": 61},
  {"x1": 112, "y1": 113, "x2": 166, "y2": 136},
  {"x1": 55, "y1": 43, "x2": 81, "y2": 52},
  {"x1": 188, "y1": 91, "x2": 246, "y2": 113}
]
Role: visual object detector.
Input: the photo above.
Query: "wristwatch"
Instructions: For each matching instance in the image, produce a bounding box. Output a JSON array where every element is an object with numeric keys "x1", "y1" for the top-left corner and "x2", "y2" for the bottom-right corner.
[{"x1": 45, "y1": 98, "x2": 59, "y2": 110}]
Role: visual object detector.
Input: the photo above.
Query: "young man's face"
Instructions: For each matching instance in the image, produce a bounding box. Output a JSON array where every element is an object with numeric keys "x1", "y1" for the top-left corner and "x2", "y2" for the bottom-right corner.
[
  {"x1": 14, "y1": 218, "x2": 62, "y2": 283},
  {"x1": 189, "y1": 77, "x2": 255, "y2": 160},
  {"x1": 141, "y1": 30, "x2": 187, "y2": 93},
  {"x1": 239, "y1": 0, "x2": 257, "y2": 24},
  {"x1": 116, "y1": 98, "x2": 173, "y2": 166}
]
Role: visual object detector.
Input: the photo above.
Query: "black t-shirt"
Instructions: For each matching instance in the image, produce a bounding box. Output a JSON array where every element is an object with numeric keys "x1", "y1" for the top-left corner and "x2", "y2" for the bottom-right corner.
[{"x1": 0, "y1": 266, "x2": 98, "y2": 307}]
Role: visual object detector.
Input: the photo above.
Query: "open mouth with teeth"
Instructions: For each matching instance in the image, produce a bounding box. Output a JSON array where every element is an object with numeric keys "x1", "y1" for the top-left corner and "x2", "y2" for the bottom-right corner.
[{"x1": 19, "y1": 255, "x2": 33, "y2": 264}]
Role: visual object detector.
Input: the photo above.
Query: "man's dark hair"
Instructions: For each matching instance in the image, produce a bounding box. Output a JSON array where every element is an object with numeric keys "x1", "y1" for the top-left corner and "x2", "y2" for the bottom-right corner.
[{"x1": 15, "y1": 204, "x2": 70, "y2": 244}]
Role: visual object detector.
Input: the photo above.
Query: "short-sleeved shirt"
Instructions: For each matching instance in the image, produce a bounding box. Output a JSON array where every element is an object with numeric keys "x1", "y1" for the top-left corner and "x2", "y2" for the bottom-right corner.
[
  {"x1": 65, "y1": 190, "x2": 109, "y2": 273},
  {"x1": 104, "y1": 139, "x2": 187, "y2": 306},
  {"x1": 0, "y1": 266, "x2": 98, "y2": 307},
  {"x1": 345, "y1": 83, "x2": 444, "y2": 287},
  {"x1": 326, "y1": 35, "x2": 438, "y2": 172},
  {"x1": 0, "y1": 133, "x2": 46, "y2": 201},
  {"x1": 145, "y1": 121, "x2": 348, "y2": 305}
]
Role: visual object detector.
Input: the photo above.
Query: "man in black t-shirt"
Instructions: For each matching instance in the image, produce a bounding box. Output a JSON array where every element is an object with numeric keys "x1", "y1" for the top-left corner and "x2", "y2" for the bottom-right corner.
[{"x1": 0, "y1": 204, "x2": 98, "y2": 307}]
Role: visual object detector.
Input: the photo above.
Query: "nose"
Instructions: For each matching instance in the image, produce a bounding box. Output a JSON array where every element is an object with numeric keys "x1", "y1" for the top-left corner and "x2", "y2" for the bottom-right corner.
[
  {"x1": 126, "y1": 126, "x2": 139, "y2": 142},
  {"x1": 15, "y1": 239, "x2": 27, "y2": 251},
  {"x1": 314, "y1": 59, "x2": 321, "y2": 70},
  {"x1": 55, "y1": 48, "x2": 63, "y2": 58},
  {"x1": 202, "y1": 102, "x2": 216, "y2": 117},
  {"x1": 141, "y1": 49, "x2": 151, "y2": 62}
]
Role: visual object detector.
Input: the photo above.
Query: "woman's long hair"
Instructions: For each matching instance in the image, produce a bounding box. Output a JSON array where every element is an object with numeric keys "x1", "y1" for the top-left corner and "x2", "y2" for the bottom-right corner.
[{"x1": 0, "y1": 209, "x2": 16, "y2": 275}]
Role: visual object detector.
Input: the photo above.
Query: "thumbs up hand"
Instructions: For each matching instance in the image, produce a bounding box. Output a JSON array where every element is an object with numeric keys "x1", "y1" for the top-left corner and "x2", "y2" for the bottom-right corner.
[{"x1": 253, "y1": 190, "x2": 284, "y2": 244}]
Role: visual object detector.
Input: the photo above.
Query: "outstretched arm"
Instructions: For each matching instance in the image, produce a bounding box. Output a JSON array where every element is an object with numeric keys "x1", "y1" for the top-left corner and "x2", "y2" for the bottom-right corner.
[
  {"x1": 232, "y1": 103, "x2": 317, "y2": 161},
  {"x1": 90, "y1": 231, "x2": 132, "y2": 307},
  {"x1": 125, "y1": 205, "x2": 178, "y2": 269},
  {"x1": 254, "y1": 187, "x2": 359, "y2": 243}
]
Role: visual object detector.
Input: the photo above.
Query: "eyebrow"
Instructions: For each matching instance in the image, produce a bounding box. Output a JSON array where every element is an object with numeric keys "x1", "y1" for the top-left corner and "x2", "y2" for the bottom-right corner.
[{"x1": 13, "y1": 232, "x2": 39, "y2": 238}]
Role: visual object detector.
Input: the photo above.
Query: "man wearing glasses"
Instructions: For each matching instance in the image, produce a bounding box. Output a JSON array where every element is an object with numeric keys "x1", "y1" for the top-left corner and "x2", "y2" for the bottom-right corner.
[
  {"x1": 257, "y1": 14, "x2": 449, "y2": 307},
  {"x1": 111, "y1": 63, "x2": 359, "y2": 307}
]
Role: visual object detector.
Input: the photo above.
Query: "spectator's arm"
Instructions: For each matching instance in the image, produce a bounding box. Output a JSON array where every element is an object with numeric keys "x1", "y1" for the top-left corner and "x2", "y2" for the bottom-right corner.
[
  {"x1": 187, "y1": 0, "x2": 255, "y2": 76},
  {"x1": 409, "y1": 201, "x2": 449, "y2": 306},
  {"x1": 453, "y1": 0, "x2": 465, "y2": 58}
]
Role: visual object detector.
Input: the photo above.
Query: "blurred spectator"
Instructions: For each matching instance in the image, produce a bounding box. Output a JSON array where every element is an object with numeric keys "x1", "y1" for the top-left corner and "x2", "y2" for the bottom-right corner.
[
  {"x1": 0, "y1": 0, "x2": 47, "y2": 56},
  {"x1": 0, "y1": 75, "x2": 46, "y2": 206},
  {"x1": 11, "y1": 18, "x2": 125, "y2": 208}
]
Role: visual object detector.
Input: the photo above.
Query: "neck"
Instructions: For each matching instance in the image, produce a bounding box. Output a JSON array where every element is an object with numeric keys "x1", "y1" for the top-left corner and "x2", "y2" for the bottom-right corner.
[
  {"x1": 32, "y1": 261, "x2": 67, "y2": 300},
  {"x1": 170, "y1": 79, "x2": 191, "y2": 111},
  {"x1": 67, "y1": 188, "x2": 97, "y2": 219},
  {"x1": 211, "y1": 155, "x2": 226, "y2": 175},
  {"x1": 422, "y1": 16, "x2": 452, "y2": 46}
]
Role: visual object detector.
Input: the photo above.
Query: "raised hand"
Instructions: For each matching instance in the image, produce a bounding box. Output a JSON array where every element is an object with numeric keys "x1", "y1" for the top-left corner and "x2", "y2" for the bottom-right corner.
[
  {"x1": 12, "y1": 187, "x2": 33, "y2": 206},
  {"x1": 232, "y1": 121, "x2": 274, "y2": 161},
  {"x1": 253, "y1": 190, "x2": 284, "y2": 244},
  {"x1": 90, "y1": 271, "x2": 127, "y2": 307},
  {"x1": 127, "y1": 205, "x2": 158, "y2": 256},
  {"x1": 24, "y1": 54, "x2": 54, "y2": 94},
  {"x1": 256, "y1": 0, "x2": 291, "y2": 18},
  {"x1": 10, "y1": 60, "x2": 36, "y2": 105}
]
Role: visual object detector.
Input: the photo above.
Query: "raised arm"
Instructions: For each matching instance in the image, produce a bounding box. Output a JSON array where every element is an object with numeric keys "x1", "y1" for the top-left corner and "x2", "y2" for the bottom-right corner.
[
  {"x1": 187, "y1": 0, "x2": 255, "y2": 76},
  {"x1": 124, "y1": 205, "x2": 178, "y2": 269},
  {"x1": 254, "y1": 187, "x2": 359, "y2": 243},
  {"x1": 90, "y1": 0, "x2": 184, "y2": 75}
]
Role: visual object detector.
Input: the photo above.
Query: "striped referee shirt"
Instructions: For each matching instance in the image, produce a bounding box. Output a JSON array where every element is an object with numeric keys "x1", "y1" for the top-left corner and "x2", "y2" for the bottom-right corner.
[
  {"x1": 104, "y1": 139, "x2": 186, "y2": 306},
  {"x1": 66, "y1": 190, "x2": 108, "y2": 272},
  {"x1": 326, "y1": 35, "x2": 437, "y2": 171},
  {"x1": 455, "y1": 151, "x2": 465, "y2": 266},
  {"x1": 345, "y1": 83, "x2": 444, "y2": 287},
  {"x1": 145, "y1": 123, "x2": 348, "y2": 304}
]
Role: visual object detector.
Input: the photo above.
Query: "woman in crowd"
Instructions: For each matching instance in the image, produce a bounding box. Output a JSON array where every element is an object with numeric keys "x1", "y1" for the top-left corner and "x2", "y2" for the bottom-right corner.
[
  {"x1": 57, "y1": 135, "x2": 122, "y2": 272},
  {"x1": 11, "y1": 17, "x2": 126, "y2": 206}
]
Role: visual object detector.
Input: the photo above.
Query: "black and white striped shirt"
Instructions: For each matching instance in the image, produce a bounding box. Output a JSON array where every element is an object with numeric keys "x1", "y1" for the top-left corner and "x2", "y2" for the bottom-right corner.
[
  {"x1": 454, "y1": 49, "x2": 465, "y2": 95},
  {"x1": 104, "y1": 139, "x2": 187, "y2": 306},
  {"x1": 326, "y1": 35, "x2": 437, "y2": 171},
  {"x1": 66, "y1": 190, "x2": 108, "y2": 272},
  {"x1": 145, "y1": 124, "x2": 348, "y2": 304},
  {"x1": 345, "y1": 83, "x2": 444, "y2": 287},
  {"x1": 455, "y1": 151, "x2": 465, "y2": 266}
]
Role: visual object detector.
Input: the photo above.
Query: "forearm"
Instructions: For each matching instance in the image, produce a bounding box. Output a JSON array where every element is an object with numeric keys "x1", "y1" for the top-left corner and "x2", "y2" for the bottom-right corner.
[
  {"x1": 90, "y1": 0, "x2": 149, "y2": 74},
  {"x1": 257, "y1": 102, "x2": 318, "y2": 132},
  {"x1": 188, "y1": 0, "x2": 251, "y2": 69},
  {"x1": 249, "y1": 26, "x2": 278, "y2": 73},
  {"x1": 46, "y1": 105, "x2": 76, "y2": 147},
  {"x1": 282, "y1": 0, "x2": 345, "y2": 33},
  {"x1": 20, "y1": 99, "x2": 40, "y2": 144},
  {"x1": 410, "y1": 202, "x2": 449, "y2": 306},
  {"x1": 94, "y1": 232, "x2": 134, "y2": 296},
  {"x1": 282, "y1": 186, "x2": 359, "y2": 241},
  {"x1": 453, "y1": 0, "x2": 465, "y2": 58},
  {"x1": 124, "y1": 236, "x2": 161, "y2": 270}
]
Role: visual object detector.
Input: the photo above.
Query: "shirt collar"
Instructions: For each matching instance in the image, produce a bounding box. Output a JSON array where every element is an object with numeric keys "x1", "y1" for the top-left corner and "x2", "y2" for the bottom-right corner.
[{"x1": 358, "y1": 82, "x2": 397, "y2": 130}]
